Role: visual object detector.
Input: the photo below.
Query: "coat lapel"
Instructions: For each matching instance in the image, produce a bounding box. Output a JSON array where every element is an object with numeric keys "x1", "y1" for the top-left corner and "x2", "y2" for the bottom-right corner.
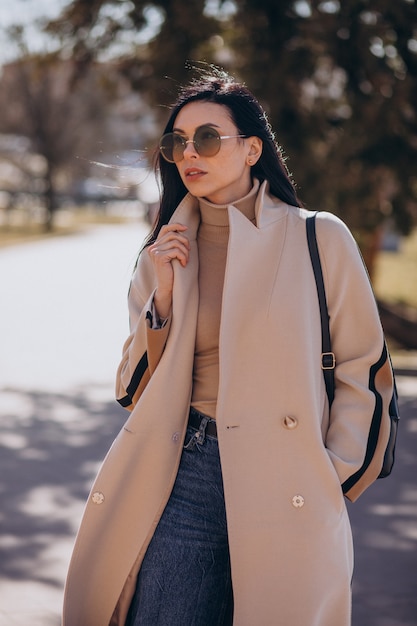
[
  {"x1": 220, "y1": 183, "x2": 289, "y2": 332},
  {"x1": 167, "y1": 193, "x2": 200, "y2": 370}
]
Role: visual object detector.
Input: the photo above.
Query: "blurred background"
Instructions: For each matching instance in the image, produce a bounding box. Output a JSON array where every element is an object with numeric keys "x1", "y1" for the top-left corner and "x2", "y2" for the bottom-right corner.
[
  {"x1": 1, "y1": 0, "x2": 417, "y2": 332},
  {"x1": 0, "y1": 1, "x2": 416, "y2": 625}
]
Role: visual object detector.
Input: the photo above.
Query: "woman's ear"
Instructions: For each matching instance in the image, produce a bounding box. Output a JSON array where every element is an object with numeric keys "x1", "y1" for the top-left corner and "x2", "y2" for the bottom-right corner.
[{"x1": 246, "y1": 137, "x2": 263, "y2": 166}]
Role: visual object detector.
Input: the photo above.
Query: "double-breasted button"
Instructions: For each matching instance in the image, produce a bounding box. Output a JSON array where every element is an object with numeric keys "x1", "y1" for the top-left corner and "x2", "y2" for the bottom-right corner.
[
  {"x1": 91, "y1": 491, "x2": 105, "y2": 505},
  {"x1": 282, "y1": 415, "x2": 298, "y2": 430},
  {"x1": 292, "y1": 495, "x2": 305, "y2": 508}
]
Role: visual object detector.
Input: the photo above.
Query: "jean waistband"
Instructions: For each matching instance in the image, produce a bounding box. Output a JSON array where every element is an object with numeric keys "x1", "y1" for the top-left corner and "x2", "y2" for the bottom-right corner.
[{"x1": 188, "y1": 407, "x2": 217, "y2": 439}]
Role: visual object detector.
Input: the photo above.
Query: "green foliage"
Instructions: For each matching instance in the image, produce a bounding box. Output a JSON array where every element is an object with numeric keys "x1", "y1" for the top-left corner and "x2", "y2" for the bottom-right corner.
[
  {"x1": 47, "y1": 0, "x2": 417, "y2": 250},
  {"x1": 48, "y1": 0, "x2": 222, "y2": 103},
  {"x1": 229, "y1": 0, "x2": 417, "y2": 238}
]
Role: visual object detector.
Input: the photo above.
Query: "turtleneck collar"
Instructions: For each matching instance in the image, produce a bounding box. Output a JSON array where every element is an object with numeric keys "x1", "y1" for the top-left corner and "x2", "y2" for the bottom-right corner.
[{"x1": 198, "y1": 178, "x2": 260, "y2": 228}]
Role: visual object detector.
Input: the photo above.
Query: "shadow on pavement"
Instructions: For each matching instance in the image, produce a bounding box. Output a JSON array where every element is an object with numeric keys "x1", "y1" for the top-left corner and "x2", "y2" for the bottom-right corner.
[
  {"x1": 348, "y1": 389, "x2": 417, "y2": 626},
  {"x1": 1, "y1": 381, "x2": 416, "y2": 625},
  {"x1": 0, "y1": 384, "x2": 123, "y2": 591}
]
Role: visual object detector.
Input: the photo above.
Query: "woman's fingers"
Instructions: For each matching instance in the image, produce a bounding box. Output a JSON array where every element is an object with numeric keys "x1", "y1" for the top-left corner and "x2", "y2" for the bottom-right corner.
[
  {"x1": 149, "y1": 239, "x2": 189, "y2": 266},
  {"x1": 149, "y1": 223, "x2": 190, "y2": 268},
  {"x1": 155, "y1": 224, "x2": 190, "y2": 251},
  {"x1": 148, "y1": 223, "x2": 190, "y2": 321},
  {"x1": 157, "y1": 223, "x2": 189, "y2": 242},
  {"x1": 159, "y1": 223, "x2": 188, "y2": 235}
]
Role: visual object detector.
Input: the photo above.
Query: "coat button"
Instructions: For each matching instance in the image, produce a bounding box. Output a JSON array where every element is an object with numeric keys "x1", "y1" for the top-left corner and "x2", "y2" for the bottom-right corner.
[
  {"x1": 91, "y1": 491, "x2": 105, "y2": 505},
  {"x1": 292, "y1": 495, "x2": 305, "y2": 508},
  {"x1": 282, "y1": 415, "x2": 298, "y2": 430}
]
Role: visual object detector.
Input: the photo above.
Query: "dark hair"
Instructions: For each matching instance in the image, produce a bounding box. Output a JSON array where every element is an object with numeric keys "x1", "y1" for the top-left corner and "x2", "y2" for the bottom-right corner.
[{"x1": 146, "y1": 67, "x2": 302, "y2": 245}]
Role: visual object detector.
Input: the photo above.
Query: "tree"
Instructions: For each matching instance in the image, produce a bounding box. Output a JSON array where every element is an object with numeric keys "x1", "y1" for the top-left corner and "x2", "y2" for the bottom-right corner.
[
  {"x1": 229, "y1": 0, "x2": 417, "y2": 273},
  {"x1": 0, "y1": 27, "x2": 116, "y2": 230},
  {"x1": 47, "y1": 0, "x2": 222, "y2": 109},
  {"x1": 48, "y1": 0, "x2": 417, "y2": 274}
]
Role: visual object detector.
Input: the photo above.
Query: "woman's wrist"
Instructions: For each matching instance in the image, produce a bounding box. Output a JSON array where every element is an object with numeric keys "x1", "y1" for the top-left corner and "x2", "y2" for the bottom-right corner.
[{"x1": 154, "y1": 289, "x2": 172, "y2": 320}]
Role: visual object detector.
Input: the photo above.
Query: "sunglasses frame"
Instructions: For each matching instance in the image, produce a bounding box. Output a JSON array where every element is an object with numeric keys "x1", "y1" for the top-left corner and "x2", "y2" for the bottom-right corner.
[{"x1": 159, "y1": 125, "x2": 247, "y2": 163}]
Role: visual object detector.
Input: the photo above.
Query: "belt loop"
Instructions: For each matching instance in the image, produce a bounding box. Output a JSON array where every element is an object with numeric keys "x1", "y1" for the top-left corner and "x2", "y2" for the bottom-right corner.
[
  {"x1": 184, "y1": 413, "x2": 209, "y2": 450},
  {"x1": 197, "y1": 415, "x2": 209, "y2": 443}
]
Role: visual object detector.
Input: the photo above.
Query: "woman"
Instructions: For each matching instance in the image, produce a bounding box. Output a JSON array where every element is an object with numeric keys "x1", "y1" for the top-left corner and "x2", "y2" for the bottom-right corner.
[{"x1": 63, "y1": 68, "x2": 395, "y2": 626}]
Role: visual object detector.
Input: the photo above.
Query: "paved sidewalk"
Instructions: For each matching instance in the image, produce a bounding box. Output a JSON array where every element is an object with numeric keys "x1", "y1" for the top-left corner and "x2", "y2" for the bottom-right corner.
[
  {"x1": 0, "y1": 223, "x2": 146, "y2": 625},
  {"x1": 1, "y1": 224, "x2": 416, "y2": 625}
]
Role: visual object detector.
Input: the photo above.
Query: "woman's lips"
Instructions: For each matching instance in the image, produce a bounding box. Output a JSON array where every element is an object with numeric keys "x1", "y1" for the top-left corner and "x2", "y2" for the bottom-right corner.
[{"x1": 184, "y1": 168, "x2": 206, "y2": 180}]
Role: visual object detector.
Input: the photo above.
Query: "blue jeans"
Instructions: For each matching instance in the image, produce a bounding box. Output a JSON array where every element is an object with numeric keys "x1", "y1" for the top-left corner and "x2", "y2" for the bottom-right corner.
[{"x1": 126, "y1": 417, "x2": 234, "y2": 626}]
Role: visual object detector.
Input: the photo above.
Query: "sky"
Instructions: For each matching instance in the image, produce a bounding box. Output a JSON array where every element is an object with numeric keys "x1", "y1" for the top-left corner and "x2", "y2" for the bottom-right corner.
[
  {"x1": 0, "y1": 0, "x2": 69, "y2": 64},
  {"x1": 0, "y1": 0, "x2": 68, "y2": 28},
  {"x1": 0, "y1": 0, "x2": 168, "y2": 66},
  {"x1": 0, "y1": 0, "x2": 68, "y2": 25}
]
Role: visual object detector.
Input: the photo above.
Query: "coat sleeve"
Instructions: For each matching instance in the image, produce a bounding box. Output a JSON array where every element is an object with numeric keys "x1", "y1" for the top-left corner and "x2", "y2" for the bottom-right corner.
[
  {"x1": 316, "y1": 212, "x2": 394, "y2": 502},
  {"x1": 115, "y1": 251, "x2": 171, "y2": 411}
]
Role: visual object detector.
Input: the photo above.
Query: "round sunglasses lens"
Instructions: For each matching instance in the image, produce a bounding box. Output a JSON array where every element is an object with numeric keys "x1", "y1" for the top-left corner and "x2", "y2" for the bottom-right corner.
[
  {"x1": 159, "y1": 134, "x2": 185, "y2": 163},
  {"x1": 194, "y1": 127, "x2": 221, "y2": 156}
]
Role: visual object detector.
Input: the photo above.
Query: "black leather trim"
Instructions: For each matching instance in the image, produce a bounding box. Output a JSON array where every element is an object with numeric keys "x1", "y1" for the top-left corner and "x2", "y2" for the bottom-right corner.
[
  {"x1": 117, "y1": 351, "x2": 149, "y2": 408},
  {"x1": 341, "y1": 345, "x2": 388, "y2": 493}
]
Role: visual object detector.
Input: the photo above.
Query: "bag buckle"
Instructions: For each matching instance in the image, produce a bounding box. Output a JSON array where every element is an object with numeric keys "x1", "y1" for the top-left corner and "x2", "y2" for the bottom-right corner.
[{"x1": 322, "y1": 352, "x2": 336, "y2": 370}]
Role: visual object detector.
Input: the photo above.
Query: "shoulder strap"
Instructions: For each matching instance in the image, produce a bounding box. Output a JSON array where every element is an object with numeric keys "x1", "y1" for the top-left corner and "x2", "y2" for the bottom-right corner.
[{"x1": 306, "y1": 213, "x2": 335, "y2": 406}]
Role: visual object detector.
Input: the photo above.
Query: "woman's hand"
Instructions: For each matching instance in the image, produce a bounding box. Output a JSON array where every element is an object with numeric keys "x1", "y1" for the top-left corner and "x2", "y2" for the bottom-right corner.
[{"x1": 148, "y1": 223, "x2": 190, "y2": 319}]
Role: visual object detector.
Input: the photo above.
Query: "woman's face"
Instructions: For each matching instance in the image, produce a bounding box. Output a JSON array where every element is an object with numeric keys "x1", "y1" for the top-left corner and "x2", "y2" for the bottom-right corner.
[{"x1": 172, "y1": 101, "x2": 262, "y2": 205}]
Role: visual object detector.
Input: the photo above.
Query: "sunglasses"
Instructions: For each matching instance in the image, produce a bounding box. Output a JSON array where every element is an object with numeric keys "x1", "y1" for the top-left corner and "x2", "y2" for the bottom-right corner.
[{"x1": 159, "y1": 125, "x2": 247, "y2": 163}]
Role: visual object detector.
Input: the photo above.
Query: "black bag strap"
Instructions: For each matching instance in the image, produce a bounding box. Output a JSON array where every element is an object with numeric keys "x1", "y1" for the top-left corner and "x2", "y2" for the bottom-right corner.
[
  {"x1": 306, "y1": 213, "x2": 335, "y2": 406},
  {"x1": 306, "y1": 212, "x2": 399, "y2": 480}
]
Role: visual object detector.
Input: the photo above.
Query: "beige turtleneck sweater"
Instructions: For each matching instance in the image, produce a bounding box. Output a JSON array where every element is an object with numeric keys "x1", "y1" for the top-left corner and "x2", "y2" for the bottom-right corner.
[
  {"x1": 191, "y1": 180, "x2": 259, "y2": 418},
  {"x1": 147, "y1": 180, "x2": 259, "y2": 420}
]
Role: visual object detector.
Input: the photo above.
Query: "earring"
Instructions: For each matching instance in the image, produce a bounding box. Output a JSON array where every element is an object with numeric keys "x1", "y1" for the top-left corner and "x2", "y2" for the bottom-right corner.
[{"x1": 248, "y1": 159, "x2": 253, "y2": 165}]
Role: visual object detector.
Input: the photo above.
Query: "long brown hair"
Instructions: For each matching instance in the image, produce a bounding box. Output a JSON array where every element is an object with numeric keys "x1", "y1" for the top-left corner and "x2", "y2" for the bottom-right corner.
[{"x1": 146, "y1": 67, "x2": 302, "y2": 247}]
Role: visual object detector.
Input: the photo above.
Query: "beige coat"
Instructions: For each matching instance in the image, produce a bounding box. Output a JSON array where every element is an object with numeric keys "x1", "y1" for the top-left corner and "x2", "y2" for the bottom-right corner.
[{"x1": 63, "y1": 182, "x2": 394, "y2": 626}]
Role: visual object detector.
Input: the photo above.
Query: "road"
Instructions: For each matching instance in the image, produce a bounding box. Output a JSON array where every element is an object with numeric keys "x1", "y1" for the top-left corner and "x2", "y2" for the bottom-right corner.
[{"x1": 0, "y1": 222, "x2": 416, "y2": 625}]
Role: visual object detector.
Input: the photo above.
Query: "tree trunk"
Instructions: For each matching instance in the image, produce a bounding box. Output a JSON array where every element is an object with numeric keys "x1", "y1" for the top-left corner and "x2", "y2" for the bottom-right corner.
[
  {"x1": 359, "y1": 226, "x2": 384, "y2": 283},
  {"x1": 44, "y1": 166, "x2": 57, "y2": 232}
]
